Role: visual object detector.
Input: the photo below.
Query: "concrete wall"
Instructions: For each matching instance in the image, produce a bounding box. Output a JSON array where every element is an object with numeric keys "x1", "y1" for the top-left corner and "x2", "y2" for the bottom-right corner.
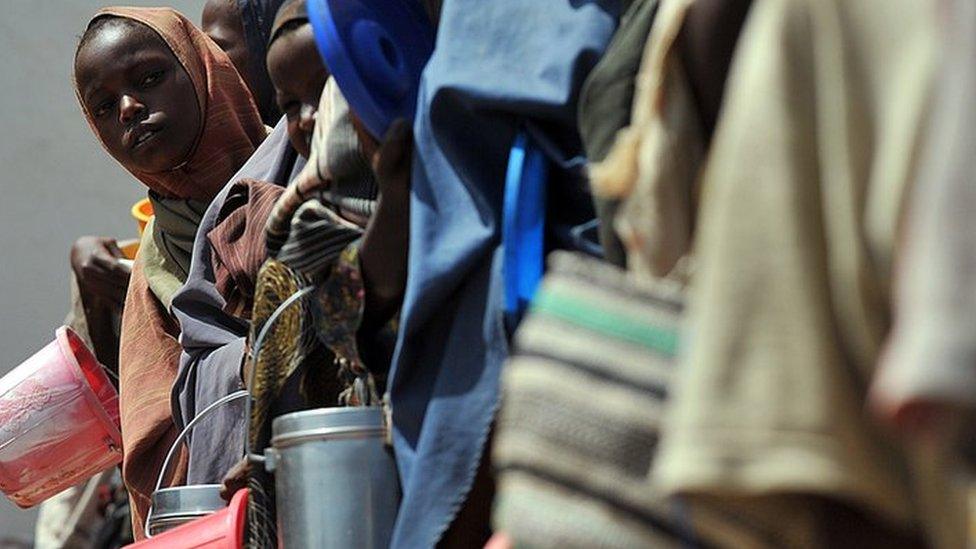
[{"x1": 0, "y1": 0, "x2": 203, "y2": 541}]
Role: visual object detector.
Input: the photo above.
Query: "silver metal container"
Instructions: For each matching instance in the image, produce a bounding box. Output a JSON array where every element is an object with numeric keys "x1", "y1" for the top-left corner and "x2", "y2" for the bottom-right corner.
[
  {"x1": 267, "y1": 407, "x2": 400, "y2": 549},
  {"x1": 147, "y1": 484, "x2": 226, "y2": 535}
]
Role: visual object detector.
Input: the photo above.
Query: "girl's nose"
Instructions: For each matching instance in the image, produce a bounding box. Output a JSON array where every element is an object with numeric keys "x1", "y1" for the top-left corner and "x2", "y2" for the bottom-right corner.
[{"x1": 119, "y1": 94, "x2": 146, "y2": 125}]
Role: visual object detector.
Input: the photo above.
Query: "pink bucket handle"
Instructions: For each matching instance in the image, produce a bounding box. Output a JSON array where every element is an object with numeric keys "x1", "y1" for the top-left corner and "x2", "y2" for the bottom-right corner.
[{"x1": 57, "y1": 327, "x2": 122, "y2": 448}]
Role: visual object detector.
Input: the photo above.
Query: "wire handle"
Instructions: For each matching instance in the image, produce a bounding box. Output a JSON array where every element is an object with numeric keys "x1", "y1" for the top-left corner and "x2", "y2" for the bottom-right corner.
[
  {"x1": 143, "y1": 286, "x2": 315, "y2": 539},
  {"x1": 145, "y1": 389, "x2": 249, "y2": 538},
  {"x1": 244, "y1": 285, "x2": 316, "y2": 462}
]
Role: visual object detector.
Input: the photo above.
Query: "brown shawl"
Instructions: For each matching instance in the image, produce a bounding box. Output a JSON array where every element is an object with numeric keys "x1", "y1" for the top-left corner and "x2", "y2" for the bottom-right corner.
[
  {"x1": 76, "y1": 7, "x2": 265, "y2": 538},
  {"x1": 209, "y1": 179, "x2": 287, "y2": 318}
]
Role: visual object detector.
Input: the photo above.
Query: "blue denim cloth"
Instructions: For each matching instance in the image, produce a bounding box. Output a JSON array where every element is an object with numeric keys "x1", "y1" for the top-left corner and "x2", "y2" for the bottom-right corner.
[{"x1": 388, "y1": 2, "x2": 618, "y2": 546}]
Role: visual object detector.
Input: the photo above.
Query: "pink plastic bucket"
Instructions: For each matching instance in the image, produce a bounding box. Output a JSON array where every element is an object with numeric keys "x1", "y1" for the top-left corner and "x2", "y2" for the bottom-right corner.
[
  {"x1": 125, "y1": 488, "x2": 248, "y2": 549},
  {"x1": 0, "y1": 326, "x2": 121, "y2": 507}
]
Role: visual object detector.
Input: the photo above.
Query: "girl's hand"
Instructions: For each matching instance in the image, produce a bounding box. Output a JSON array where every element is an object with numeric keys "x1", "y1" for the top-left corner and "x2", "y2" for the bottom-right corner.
[{"x1": 70, "y1": 235, "x2": 130, "y2": 309}]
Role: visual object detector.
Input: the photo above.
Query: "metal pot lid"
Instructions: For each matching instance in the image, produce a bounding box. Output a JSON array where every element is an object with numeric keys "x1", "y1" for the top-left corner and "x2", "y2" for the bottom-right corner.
[
  {"x1": 150, "y1": 484, "x2": 226, "y2": 519},
  {"x1": 272, "y1": 406, "x2": 385, "y2": 445}
]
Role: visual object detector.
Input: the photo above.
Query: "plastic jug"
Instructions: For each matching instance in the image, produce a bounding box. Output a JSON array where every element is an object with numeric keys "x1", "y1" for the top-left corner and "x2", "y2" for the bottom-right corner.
[
  {"x1": 0, "y1": 326, "x2": 121, "y2": 507},
  {"x1": 125, "y1": 488, "x2": 248, "y2": 549}
]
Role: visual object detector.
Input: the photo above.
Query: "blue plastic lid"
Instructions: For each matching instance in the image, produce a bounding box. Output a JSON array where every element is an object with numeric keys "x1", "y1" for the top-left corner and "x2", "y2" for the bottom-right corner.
[{"x1": 307, "y1": 0, "x2": 435, "y2": 139}]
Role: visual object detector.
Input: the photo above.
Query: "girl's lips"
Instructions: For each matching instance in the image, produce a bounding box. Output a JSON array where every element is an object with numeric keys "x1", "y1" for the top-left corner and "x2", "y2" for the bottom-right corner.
[
  {"x1": 127, "y1": 123, "x2": 163, "y2": 151},
  {"x1": 133, "y1": 129, "x2": 158, "y2": 149}
]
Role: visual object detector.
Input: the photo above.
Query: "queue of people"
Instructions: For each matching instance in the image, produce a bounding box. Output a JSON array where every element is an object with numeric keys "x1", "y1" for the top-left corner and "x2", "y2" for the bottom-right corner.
[{"x1": 24, "y1": 0, "x2": 975, "y2": 547}]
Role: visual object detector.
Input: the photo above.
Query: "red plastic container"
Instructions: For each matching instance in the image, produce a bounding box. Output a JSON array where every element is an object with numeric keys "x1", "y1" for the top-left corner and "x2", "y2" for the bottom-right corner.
[
  {"x1": 0, "y1": 326, "x2": 121, "y2": 507},
  {"x1": 126, "y1": 488, "x2": 249, "y2": 548}
]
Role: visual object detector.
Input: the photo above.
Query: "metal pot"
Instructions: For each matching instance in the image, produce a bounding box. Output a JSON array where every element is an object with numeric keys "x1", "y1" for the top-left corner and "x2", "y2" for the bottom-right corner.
[
  {"x1": 266, "y1": 407, "x2": 400, "y2": 549},
  {"x1": 147, "y1": 484, "x2": 226, "y2": 535}
]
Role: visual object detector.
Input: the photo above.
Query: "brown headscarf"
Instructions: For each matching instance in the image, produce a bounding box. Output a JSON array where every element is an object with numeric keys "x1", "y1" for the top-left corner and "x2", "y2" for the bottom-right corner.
[
  {"x1": 77, "y1": 6, "x2": 266, "y2": 201},
  {"x1": 75, "y1": 7, "x2": 265, "y2": 538},
  {"x1": 269, "y1": 0, "x2": 309, "y2": 47}
]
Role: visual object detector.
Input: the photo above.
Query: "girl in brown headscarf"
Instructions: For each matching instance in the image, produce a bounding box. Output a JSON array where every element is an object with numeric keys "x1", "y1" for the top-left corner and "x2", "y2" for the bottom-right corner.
[{"x1": 73, "y1": 7, "x2": 265, "y2": 537}]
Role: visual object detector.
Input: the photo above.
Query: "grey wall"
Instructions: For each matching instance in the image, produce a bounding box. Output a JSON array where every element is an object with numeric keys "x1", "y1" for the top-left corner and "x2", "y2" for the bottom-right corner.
[{"x1": 0, "y1": 0, "x2": 203, "y2": 541}]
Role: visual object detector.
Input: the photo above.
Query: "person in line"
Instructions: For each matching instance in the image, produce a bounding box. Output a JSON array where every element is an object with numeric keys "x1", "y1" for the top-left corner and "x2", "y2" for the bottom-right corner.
[
  {"x1": 202, "y1": 0, "x2": 288, "y2": 126},
  {"x1": 173, "y1": 0, "x2": 341, "y2": 492},
  {"x1": 266, "y1": 0, "x2": 329, "y2": 160},
  {"x1": 73, "y1": 7, "x2": 266, "y2": 537},
  {"x1": 871, "y1": 0, "x2": 976, "y2": 460},
  {"x1": 386, "y1": 1, "x2": 616, "y2": 546},
  {"x1": 63, "y1": 0, "x2": 290, "y2": 382},
  {"x1": 652, "y1": 0, "x2": 966, "y2": 546}
]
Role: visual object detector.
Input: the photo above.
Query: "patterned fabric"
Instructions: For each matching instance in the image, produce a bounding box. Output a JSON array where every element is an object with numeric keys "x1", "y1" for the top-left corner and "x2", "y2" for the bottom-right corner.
[
  {"x1": 76, "y1": 7, "x2": 266, "y2": 202},
  {"x1": 266, "y1": 78, "x2": 378, "y2": 256},
  {"x1": 272, "y1": 201, "x2": 375, "y2": 404},
  {"x1": 493, "y1": 251, "x2": 686, "y2": 548},
  {"x1": 208, "y1": 180, "x2": 286, "y2": 319},
  {"x1": 263, "y1": 77, "x2": 383, "y2": 404}
]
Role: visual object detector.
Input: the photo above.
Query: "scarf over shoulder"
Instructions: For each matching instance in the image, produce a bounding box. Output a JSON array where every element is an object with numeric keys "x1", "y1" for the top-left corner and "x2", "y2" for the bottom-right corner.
[{"x1": 75, "y1": 6, "x2": 265, "y2": 539}]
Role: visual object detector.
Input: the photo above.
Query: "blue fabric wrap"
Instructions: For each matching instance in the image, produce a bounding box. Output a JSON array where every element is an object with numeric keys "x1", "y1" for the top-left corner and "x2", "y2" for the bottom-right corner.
[
  {"x1": 387, "y1": 2, "x2": 618, "y2": 546},
  {"x1": 171, "y1": 118, "x2": 303, "y2": 485}
]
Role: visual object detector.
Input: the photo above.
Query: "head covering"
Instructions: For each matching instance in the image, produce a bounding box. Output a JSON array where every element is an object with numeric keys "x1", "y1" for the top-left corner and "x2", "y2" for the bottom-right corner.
[
  {"x1": 236, "y1": 0, "x2": 289, "y2": 124},
  {"x1": 269, "y1": 0, "x2": 308, "y2": 46},
  {"x1": 76, "y1": 7, "x2": 266, "y2": 202}
]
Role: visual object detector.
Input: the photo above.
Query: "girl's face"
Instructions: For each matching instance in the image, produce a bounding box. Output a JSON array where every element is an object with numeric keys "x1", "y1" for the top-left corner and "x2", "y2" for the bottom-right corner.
[
  {"x1": 267, "y1": 23, "x2": 328, "y2": 159},
  {"x1": 75, "y1": 20, "x2": 201, "y2": 174}
]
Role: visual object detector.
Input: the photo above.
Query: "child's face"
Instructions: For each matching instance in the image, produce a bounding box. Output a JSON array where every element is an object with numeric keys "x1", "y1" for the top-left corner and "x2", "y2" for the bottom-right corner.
[
  {"x1": 267, "y1": 23, "x2": 328, "y2": 159},
  {"x1": 75, "y1": 21, "x2": 201, "y2": 174},
  {"x1": 201, "y1": 0, "x2": 253, "y2": 100}
]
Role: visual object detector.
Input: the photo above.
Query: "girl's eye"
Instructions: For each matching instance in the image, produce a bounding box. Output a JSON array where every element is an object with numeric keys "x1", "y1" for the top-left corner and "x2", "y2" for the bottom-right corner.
[
  {"x1": 94, "y1": 99, "x2": 115, "y2": 118},
  {"x1": 139, "y1": 70, "x2": 164, "y2": 88}
]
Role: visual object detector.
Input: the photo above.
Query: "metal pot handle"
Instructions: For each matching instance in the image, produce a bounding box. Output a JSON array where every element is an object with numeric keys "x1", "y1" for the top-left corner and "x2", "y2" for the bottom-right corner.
[
  {"x1": 244, "y1": 286, "x2": 316, "y2": 462},
  {"x1": 145, "y1": 285, "x2": 314, "y2": 539},
  {"x1": 145, "y1": 388, "x2": 249, "y2": 538}
]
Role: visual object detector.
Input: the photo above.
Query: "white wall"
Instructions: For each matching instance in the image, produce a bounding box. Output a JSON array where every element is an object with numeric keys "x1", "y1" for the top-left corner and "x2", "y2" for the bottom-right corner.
[{"x1": 0, "y1": 0, "x2": 205, "y2": 541}]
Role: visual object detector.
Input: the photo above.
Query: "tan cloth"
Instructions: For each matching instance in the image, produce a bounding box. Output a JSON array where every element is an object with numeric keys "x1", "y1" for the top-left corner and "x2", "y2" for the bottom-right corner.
[
  {"x1": 119, "y1": 243, "x2": 188, "y2": 539},
  {"x1": 874, "y1": 0, "x2": 976, "y2": 412},
  {"x1": 33, "y1": 471, "x2": 114, "y2": 549},
  {"x1": 590, "y1": 0, "x2": 703, "y2": 279},
  {"x1": 138, "y1": 218, "x2": 184, "y2": 311},
  {"x1": 653, "y1": 0, "x2": 965, "y2": 547}
]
